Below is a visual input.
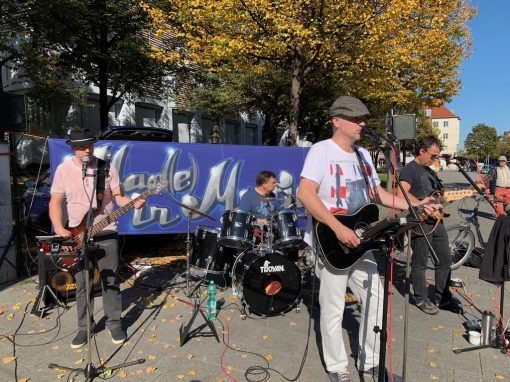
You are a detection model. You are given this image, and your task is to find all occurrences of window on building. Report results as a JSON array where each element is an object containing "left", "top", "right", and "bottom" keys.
[
  {"left": 425, "top": 109, "right": 432, "bottom": 117},
  {"left": 135, "top": 104, "right": 162, "bottom": 128},
  {"left": 443, "top": 133, "right": 448, "bottom": 140},
  {"left": 443, "top": 121, "right": 449, "bottom": 128},
  {"left": 433, "top": 121, "right": 439, "bottom": 128}
]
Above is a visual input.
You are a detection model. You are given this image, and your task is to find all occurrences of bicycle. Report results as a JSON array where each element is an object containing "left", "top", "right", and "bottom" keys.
[{"left": 447, "top": 193, "right": 499, "bottom": 270}]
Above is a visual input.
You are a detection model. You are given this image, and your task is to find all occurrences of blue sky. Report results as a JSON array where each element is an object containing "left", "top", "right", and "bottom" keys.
[{"left": 447, "top": 0, "right": 510, "bottom": 150}]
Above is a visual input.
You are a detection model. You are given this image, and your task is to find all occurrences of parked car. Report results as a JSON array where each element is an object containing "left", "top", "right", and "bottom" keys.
[
  {"left": 22, "top": 126, "right": 173, "bottom": 234},
  {"left": 481, "top": 164, "right": 492, "bottom": 174}
]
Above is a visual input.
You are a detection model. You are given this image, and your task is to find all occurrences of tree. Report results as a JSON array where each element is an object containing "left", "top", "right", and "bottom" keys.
[
  {"left": 464, "top": 123, "right": 498, "bottom": 160},
  {"left": 145, "top": 0, "right": 475, "bottom": 145},
  {"left": 5, "top": 0, "right": 174, "bottom": 131}
]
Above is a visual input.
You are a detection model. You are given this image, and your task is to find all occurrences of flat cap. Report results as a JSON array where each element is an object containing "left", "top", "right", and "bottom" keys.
[
  {"left": 498, "top": 155, "right": 507, "bottom": 161},
  {"left": 329, "top": 96, "right": 370, "bottom": 118}
]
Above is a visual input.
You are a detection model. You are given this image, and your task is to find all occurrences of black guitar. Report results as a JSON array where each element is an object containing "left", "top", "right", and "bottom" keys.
[
  {"left": 313, "top": 204, "right": 381, "bottom": 271},
  {"left": 313, "top": 189, "right": 475, "bottom": 271}
]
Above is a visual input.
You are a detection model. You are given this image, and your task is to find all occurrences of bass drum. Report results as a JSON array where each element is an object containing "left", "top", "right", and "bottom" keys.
[{"left": 233, "top": 251, "right": 301, "bottom": 317}]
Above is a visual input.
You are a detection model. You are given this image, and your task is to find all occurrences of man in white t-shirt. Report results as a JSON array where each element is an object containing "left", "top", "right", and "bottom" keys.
[
  {"left": 297, "top": 96, "right": 440, "bottom": 382},
  {"left": 49, "top": 128, "right": 145, "bottom": 349}
]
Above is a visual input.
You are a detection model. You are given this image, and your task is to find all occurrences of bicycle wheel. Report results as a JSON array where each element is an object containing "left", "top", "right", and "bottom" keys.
[{"left": 446, "top": 224, "right": 475, "bottom": 270}]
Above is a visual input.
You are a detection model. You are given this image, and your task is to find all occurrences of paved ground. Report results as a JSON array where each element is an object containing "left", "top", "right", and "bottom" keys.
[{"left": 1, "top": 170, "right": 509, "bottom": 382}]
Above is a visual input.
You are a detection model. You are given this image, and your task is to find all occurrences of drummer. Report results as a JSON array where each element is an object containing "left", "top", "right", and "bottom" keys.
[{"left": 238, "top": 170, "right": 281, "bottom": 225}]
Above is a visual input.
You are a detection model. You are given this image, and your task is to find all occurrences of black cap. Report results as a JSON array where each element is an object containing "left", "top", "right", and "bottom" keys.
[
  {"left": 66, "top": 128, "right": 97, "bottom": 146},
  {"left": 329, "top": 96, "right": 370, "bottom": 118}
]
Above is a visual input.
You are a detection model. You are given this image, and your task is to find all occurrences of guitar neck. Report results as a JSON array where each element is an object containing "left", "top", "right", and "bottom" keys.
[{"left": 72, "top": 190, "right": 151, "bottom": 242}]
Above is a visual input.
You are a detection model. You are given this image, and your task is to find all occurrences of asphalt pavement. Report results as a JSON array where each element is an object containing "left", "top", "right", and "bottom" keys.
[{"left": 1, "top": 169, "right": 509, "bottom": 382}]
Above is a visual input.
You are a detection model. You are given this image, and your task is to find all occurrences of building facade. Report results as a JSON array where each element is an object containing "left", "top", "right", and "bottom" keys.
[{"left": 424, "top": 105, "right": 460, "bottom": 156}]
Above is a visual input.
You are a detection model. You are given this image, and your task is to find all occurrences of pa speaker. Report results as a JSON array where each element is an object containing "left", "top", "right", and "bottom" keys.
[
  {"left": 0, "top": 93, "right": 27, "bottom": 132},
  {"left": 392, "top": 114, "right": 416, "bottom": 141}
]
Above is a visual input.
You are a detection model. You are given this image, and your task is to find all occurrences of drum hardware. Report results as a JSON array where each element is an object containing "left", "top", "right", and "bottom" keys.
[
  {"left": 179, "top": 256, "right": 220, "bottom": 346},
  {"left": 171, "top": 202, "right": 214, "bottom": 297}
]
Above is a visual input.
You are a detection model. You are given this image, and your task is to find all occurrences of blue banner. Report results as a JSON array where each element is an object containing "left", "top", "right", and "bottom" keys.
[{"left": 49, "top": 139, "right": 309, "bottom": 234}]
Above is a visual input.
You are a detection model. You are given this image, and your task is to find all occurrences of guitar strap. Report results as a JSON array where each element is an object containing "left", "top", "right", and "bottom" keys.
[
  {"left": 95, "top": 158, "right": 109, "bottom": 210},
  {"left": 353, "top": 146, "right": 375, "bottom": 201}
]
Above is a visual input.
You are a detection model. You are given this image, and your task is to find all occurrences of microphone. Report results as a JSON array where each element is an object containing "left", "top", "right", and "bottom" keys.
[
  {"left": 82, "top": 156, "right": 90, "bottom": 179},
  {"left": 363, "top": 127, "right": 395, "bottom": 146}
]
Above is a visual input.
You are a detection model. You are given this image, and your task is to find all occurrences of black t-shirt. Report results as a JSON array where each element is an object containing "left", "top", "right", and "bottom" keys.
[{"left": 399, "top": 160, "right": 442, "bottom": 199}]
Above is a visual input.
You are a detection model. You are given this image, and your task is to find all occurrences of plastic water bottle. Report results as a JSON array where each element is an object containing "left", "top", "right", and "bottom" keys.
[{"left": 207, "top": 280, "right": 217, "bottom": 319}]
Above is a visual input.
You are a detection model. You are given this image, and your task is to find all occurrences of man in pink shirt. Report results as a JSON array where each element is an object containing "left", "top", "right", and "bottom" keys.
[{"left": 49, "top": 128, "right": 145, "bottom": 349}]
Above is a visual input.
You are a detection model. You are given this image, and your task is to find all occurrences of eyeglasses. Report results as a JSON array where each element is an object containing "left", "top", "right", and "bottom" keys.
[{"left": 426, "top": 151, "right": 440, "bottom": 160}]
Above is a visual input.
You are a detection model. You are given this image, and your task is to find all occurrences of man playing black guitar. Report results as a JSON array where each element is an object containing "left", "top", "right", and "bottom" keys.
[
  {"left": 397, "top": 136, "right": 463, "bottom": 315},
  {"left": 297, "top": 96, "right": 441, "bottom": 382},
  {"left": 49, "top": 128, "right": 145, "bottom": 349}
]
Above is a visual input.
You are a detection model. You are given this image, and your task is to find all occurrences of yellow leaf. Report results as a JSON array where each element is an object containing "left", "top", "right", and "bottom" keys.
[
  {"left": 177, "top": 375, "right": 184, "bottom": 379},
  {"left": 262, "top": 335, "right": 269, "bottom": 340},
  {"left": 429, "top": 362, "right": 437, "bottom": 368},
  {"left": 12, "top": 303, "right": 21, "bottom": 311},
  {"left": 495, "top": 375, "right": 505, "bottom": 380},
  {"left": 0, "top": 309, "right": 4, "bottom": 315},
  {"left": 146, "top": 367, "right": 157, "bottom": 374},
  {"left": 264, "top": 354, "right": 273, "bottom": 361},
  {"left": 2, "top": 357, "right": 16, "bottom": 364},
  {"left": 52, "top": 345, "right": 59, "bottom": 350},
  {"left": 148, "top": 354, "right": 156, "bottom": 360},
  {"left": 186, "top": 354, "right": 194, "bottom": 360},
  {"left": 7, "top": 313, "right": 14, "bottom": 320},
  {"left": 118, "top": 370, "right": 127, "bottom": 378},
  {"left": 187, "top": 370, "right": 197, "bottom": 376},
  {"left": 56, "top": 373, "right": 65, "bottom": 379},
  {"left": 18, "top": 378, "right": 30, "bottom": 382},
  {"left": 74, "top": 358, "right": 84, "bottom": 365},
  {"left": 430, "top": 375, "right": 439, "bottom": 380}
]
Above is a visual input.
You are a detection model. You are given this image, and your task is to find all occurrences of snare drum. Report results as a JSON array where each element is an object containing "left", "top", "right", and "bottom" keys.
[
  {"left": 232, "top": 250, "right": 301, "bottom": 316},
  {"left": 273, "top": 210, "right": 303, "bottom": 250},
  {"left": 218, "top": 210, "right": 254, "bottom": 249},
  {"left": 191, "top": 226, "right": 232, "bottom": 274}
]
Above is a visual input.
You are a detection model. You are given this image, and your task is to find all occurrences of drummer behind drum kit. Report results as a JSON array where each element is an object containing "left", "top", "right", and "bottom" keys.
[{"left": 182, "top": 197, "right": 308, "bottom": 318}]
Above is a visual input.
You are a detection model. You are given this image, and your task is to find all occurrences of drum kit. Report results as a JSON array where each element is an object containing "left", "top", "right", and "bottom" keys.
[{"left": 179, "top": 197, "right": 308, "bottom": 318}]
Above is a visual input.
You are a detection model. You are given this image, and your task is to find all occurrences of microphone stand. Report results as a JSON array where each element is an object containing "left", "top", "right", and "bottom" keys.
[
  {"left": 48, "top": 158, "right": 144, "bottom": 381},
  {"left": 367, "top": 133, "right": 440, "bottom": 382}
]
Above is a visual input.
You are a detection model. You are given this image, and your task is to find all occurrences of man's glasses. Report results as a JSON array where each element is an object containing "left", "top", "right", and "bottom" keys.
[{"left": 426, "top": 151, "right": 440, "bottom": 160}]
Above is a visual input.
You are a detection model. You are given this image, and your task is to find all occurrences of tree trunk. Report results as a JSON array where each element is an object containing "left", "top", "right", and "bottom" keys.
[
  {"left": 211, "top": 115, "right": 221, "bottom": 144},
  {"left": 262, "top": 112, "right": 278, "bottom": 145},
  {"left": 98, "top": 0, "right": 109, "bottom": 131},
  {"left": 287, "top": 53, "right": 304, "bottom": 147}
]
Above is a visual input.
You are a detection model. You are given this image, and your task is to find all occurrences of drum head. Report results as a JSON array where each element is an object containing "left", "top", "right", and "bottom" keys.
[{"left": 237, "top": 252, "right": 301, "bottom": 316}]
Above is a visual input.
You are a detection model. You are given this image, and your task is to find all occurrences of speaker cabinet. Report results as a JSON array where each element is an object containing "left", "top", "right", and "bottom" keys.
[
  {"left": 32, "top": 251, "right": 102, "bottom": 316},
  {"left": 392, "top": 114, "right": 416, "bottom": 141},
  {"left": 0, "top": 93, "right": 27, "bottom": 132}
]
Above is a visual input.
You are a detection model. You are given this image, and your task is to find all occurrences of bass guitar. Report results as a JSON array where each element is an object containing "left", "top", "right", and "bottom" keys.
[
  {"left": 313, "top": 188, "right": 477, "bottom": 271},
  {"left": 47, "top": 181, "right": 167, "bottom": 271}
]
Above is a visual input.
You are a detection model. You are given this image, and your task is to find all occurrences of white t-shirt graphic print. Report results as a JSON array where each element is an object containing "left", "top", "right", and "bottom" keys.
[{"left": 300, "top": 139, "right": 380, "bottom": 247}]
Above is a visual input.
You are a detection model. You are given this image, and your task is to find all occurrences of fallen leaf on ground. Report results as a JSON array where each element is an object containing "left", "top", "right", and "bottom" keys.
[
  {"left": 146, "top": 367, "right": 157, "bottom": 374},
  {"left": 2, "top": 357, "right": 16, "bottom": 364},
  {"left": 148, "top": 355, "right": 156, "bottom": 360},
  {"left": 495, "top": 374, "right": 505, "bottom": 380},
  {"left": 262, "top": 335, "right": 269, "bottom": 340},
  {"left": 429, "top": 362, "right": 437, "bottom": 368},
  {"left": 430, "top": 375, "right": 439, "bottom": 380},
  {"left": 18, "top": 378, "right": 30, "bottom": 382},
  {"left": 187, "top": 370, "right": 196, "bottom": 376},
  {"left": 12, "top": 303, "right": 21, "bottom": 311},
  {"left": 118, "top": 370, "right": 127, "bottom": 378},
  {"left": 186, "top": 354, "right": 194, "bottom": 360},
  {"left": 264, "top": 354, "right": 273, "bottom": 361},
  {"left": 177, "top": 375, "right": 184, "bottom": 379},
  {"left": 74, "top": 358, "right": 84, "bottom": 365},
  {"left": 7, "top": 313, "right": 14, "bottom": 320}
]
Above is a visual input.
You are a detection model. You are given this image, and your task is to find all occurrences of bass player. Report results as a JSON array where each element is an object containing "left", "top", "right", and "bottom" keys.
[{"left": 49, "top": 128, "right": 145, "bottom": 349}]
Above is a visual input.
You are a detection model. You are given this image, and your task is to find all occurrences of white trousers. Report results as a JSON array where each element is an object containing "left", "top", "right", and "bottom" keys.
[{"left": 318, "top": 251, "right": 383, "bottom": 373}]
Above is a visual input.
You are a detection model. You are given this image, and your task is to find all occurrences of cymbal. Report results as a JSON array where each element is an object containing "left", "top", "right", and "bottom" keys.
[
  {"left": 255, "top": 197, "right": 284, "bottom": 202},
  {"left": 174, "top": 201, "right": 215, "bottom": 220}
]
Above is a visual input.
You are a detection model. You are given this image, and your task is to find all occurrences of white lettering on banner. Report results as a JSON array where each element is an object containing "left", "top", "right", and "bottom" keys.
[
  {"left": 260, "top": 260, "right": 285, "bottom": 273},
  {"left": 96, "top": 143, "right": 296, "bottom": 229}
]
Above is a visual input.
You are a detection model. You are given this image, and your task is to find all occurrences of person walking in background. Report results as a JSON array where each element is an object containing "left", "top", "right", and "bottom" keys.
[{"left": 489, "top": 155, "right": 510, "bottom": 215}]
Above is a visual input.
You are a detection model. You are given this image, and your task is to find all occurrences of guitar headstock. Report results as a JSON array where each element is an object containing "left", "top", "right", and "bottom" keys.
[{"left": 442, "top": 189, "right": 477, "bottom": 202}]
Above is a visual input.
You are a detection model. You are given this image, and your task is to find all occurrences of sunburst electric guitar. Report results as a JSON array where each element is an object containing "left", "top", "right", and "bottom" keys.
[{"left": 45, "top": 181, "right": 167, "bottom": 271}]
